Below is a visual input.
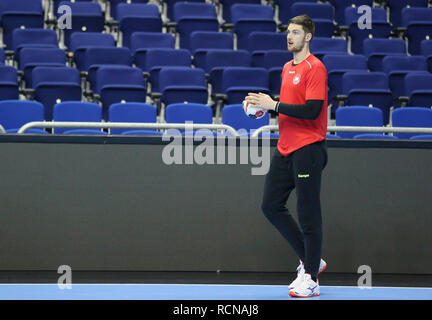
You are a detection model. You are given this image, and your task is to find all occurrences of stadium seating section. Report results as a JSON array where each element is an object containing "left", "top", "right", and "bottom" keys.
[{"left": 0, "top": 0, "right": 431, "bottom": 138}]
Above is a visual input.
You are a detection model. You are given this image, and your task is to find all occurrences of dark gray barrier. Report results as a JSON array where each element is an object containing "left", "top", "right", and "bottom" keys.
[{"left": 0, "top": 136, "right": 431, "bottom": 274}]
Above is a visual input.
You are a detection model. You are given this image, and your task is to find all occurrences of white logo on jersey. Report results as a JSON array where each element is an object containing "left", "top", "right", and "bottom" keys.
[{"left": 293, "top": 74, "right": 301, "bottom": 85}]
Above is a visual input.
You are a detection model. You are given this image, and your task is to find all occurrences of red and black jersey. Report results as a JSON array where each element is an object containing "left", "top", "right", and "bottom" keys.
[{"left": 277, "top": 54, "right": 328, "bottom": 156}]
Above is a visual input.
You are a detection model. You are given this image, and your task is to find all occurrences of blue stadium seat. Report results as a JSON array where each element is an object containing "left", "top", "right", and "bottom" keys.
[
  {"left": 410, "top": 134, "right": 432, "bottom": 140},
  {"left": 353, "top": 134, "right": 398, "bottom": 139},
  {"left": 421, "top": 40, "right": 432, "bottom": 72},
  {"left": 222, "top": 67, "right": 269, "bottom": 105},
  {"left": 205, "top": 50, "right": 252, "bottom": 95},
  {"left": 0, "top": 48, "right": 4, "bottom": 64},
  {"left": 231, "top": 4, "right": 276, "bottom": 50},
  {"left": 322, "top": 54, "right": 368, "bottom": 107},
  {"left": 381, "top": 55, "right": 428, "bottom": 101},
  {"left": 401, "top": 7, "right": 432, "bottom": 55},
  {"left": 274, "top": 0, "right": 317, "bottom": 25},
  {"left": 95, "top": 65, "right": 147, "bottom": 120},
  {"left": 57, "top": 1, "right": 105, "bottom": 48},
  {"left": 19, "top": 47, "right": 66, "bottom": 88},
  {"left": 53, "top": 0, "right": 93, "bottom": 12},
  {"left": 291, "top": 2, "right": 336, "bottom": 37},
  {"left": 342, "top": 71, "right": 393, "bottom": 124},
  {"left": 53, "top": 101, "right": 105, "bottom": 135},
  {"left": 84, "top": 47, "right": 133, "bottom": 91},
  {"left": 0, "top": 66, "right": 19, "bottom": 101},
  {"left": 328, "top": 0, "right": 373, "bottom": 26},
  {"left": 131, "top": 32, "right": 175, "bottom": 71},
  {"left": 335, "top": 106, "right": 384, "bottom": 138},
  {"left": 345, "top": 6, "right": 391, "bottom": 54},
  {"left": 403, "top": 71, "right": 432, "bottom": 107},
  {"left": 12, "top": 28, "right": 58, "bottom": 59},
  {"left": 32, "top": 66, "right": 82, "bottom": 121},
  {"left": 165, "top": 102, "right": 213, "bottom": 136},
  {"left": 116, "top": 3, "right": 162, "bottom": 48},
  {"left": 310, "top": 37, "right": 348, "bottom": 60},
  {"left": 108, "top": 102, "right": 160, "bottom": 135},
  {"left": 0, "top": 0, "right": 44, "bottom": 49},
  {"left": 108, "top": 0, "right": 149, "bottom": 19},
  {"left": 247, "top": 32, "right": 287, "bottom": 67},
  {"left": 363, "top": 38, "right": 407, "bottom": 71},
  {"left": 173, "top": 2, "right": 219, "bottom": 50},
  {"left": 388, "top": 0, "right": 428, "bottom": 28},
  {"left": 222, "top": 104, "right": 270, "bottom": 136},
  {"left": 158, "top": 67, "right": 208, "bottom": 106},
  {"left": 262, "top": 50, "right": 293, "bottom": 95},
  {"left": 392, "top": 107, "right": 432, "bottom": 139},
  {"left": 326, "top": 133, "right": 341, "bottom": 139},
  {"left": 144, "top": 48, "right": 192, "bottom": 92},
  {"left": 69, "top": 33, "right": 116, "bottom": 71},
  {"left": 0, "top": 100, "right": 46, "bottom": 134},
  {"left": 164, "top": 0, "right": 204, "bottom": 22},
  {"left": 191, "top": 31, "right": 234, "bottom": 70},
  {"left": 219, "top": 0, "right": 261, "bottom": 23}
]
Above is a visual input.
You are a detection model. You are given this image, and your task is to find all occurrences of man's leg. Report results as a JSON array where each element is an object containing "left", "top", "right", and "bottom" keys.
[
  {"left": 292, "top": 140, "right": 328, "bottom": 279},
  {"left": 261, "top": 148, "right": 306, "bottom": 260}
]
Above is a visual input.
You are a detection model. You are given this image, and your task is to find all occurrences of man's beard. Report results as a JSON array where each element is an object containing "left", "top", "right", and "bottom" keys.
[{"left": 288, "top": 42, "right": 305, "bottom": 53}]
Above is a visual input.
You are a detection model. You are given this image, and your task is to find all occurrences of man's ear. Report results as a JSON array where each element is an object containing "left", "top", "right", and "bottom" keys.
[{"left": 305, "top": 32, "right": 312, "bottom": 42}]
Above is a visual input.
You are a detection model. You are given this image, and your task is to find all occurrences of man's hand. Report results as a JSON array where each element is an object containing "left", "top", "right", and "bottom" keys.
[{"left": 245, "top": 92, "right": 277, "bottom": 111}]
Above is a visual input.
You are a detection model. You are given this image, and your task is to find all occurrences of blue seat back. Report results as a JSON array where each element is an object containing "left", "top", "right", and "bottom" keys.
[
  {"left": 190, "top": 31, "right": 233, "bottom": 53},
  {"left": 392, "top": 107, "right": 432, "bottom": 139},
  {"left": 108, "top": 102, "right": 157, "bottom": 134},
  {"left": 130, "top": 32, "right": 175, "bottom": 53},
  {"left": 401, "top": 7, "right": 432, "bottom": 26},
  {"left": 205, "top": 50, "right": 251, "bottom": 73},
  {"left": 231, "top": 4, "right": 274, "bottom": 24},
  {"left": 247, "top": 32, "right": 287, "bottom": 52},
  {"left": 159, "top": 67, "right": 206, "bottom": 89},
  {"left": 69, "top": 32, "right": 115, "bottom": 52},
  {"left": 173, "top": 2, "right": 217, "bottom": 21},
  {"left": 342, "top": 71, "right": 389, "bottom": 94},
  {"left": 335, "top": 106, "right": 384, "bottom": 138},
  {"left": 0, "top": 100, "right": 44, "bottom": 131},
  {"left": 222, "top": 67, "right": 268, "bottom": 92},
  {"left": 145, "top": 48, "right": 191, "bottom": 72},
  {"left": 84, "top": 47, "right": 132, "bottom": 70},
  {"left": 32, "top": 66, "right": 80, "bottom": 87},
  {"left": 53, "top": 101, "right": 102, "bottom": 134},
  {"left": 165, "top": 103, "right": 213, "bottom": 124},
  {"left": 291, "top": 2, "right": 334, "bottom": 20},
  {"left": 96, "top": 66, "right": 145, "bottom": 93},
  {"left": 362, "top": 39, "right": 407, "bottom": 57},
  {"left": 12, "top": 28, "right": 58, "bottom": 52}
]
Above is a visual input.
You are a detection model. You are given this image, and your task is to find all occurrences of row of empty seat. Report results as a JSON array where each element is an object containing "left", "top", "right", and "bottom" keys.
[
  {"left": 1, "top": 0, "right": 431, "bottom": 138},
  {"left": 1, "top": 100, "right": 431, "bottom": 140},
  {"left": 1, "top": 1, "right": 431, "bottom": 52}
]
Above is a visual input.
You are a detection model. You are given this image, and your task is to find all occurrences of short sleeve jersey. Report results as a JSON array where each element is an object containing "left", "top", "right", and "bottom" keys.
[{"left": 277, "top": 54, "right": 328, "bottom": 156}]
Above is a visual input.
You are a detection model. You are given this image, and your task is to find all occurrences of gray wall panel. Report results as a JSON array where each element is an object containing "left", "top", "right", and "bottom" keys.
[{"left": 0, "top": 140, "right": 431, "bottom": 274}]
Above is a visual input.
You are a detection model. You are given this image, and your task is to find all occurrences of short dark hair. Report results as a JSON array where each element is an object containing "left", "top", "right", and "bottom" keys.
[{"left": 288, "top": 14, "right": 315, "bottom": 40}]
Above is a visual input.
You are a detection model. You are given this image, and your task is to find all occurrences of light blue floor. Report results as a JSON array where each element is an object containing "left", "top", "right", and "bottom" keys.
[{"left": 0, "top": 284, "right": 431, "bottom": 300}]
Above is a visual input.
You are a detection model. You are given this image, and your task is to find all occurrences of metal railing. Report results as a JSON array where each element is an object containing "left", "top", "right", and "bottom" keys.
[
  {"left": 251, "top": 125, "right": 432, "bottom": 138},
  {"left": 16, "top": 122, "right": 240, "bottom": 137}
]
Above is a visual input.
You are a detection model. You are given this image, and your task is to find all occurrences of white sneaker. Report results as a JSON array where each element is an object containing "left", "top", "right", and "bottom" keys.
[
  {"left": 288, "top": 259, "right": 327, "bottom": 290},
  {"left": 289, "top": 273, "right": 320, "bottom": 298}
]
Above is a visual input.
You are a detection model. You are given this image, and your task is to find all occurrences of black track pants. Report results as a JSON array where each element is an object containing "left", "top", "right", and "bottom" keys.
[{"left": 261, "top": 139, "right": 328, "bottom": 278}]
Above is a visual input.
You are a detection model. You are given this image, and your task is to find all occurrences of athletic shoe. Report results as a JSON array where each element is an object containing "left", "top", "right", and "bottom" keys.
[
  {"left": 289, "top": 273, "right": 320, "bottom": 298},
  {"left": 288, "top": 259, "right": 327, "bottom": 290}
]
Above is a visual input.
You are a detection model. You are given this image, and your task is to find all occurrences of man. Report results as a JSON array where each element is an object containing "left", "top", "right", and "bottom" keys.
[{"left": 245, "top": 14, "right": 328, "bottom": 298}]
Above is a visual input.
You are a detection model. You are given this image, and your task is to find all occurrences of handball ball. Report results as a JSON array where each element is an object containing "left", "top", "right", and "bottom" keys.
[{"left": 242, "top": 100, "right": 267, "bottom": 119}]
